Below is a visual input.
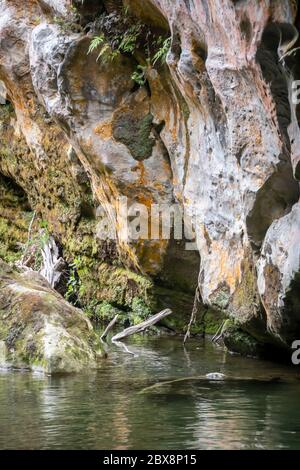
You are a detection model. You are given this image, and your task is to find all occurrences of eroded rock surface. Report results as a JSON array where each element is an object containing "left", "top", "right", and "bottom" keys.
[
  {"left": 0, "top": 260, "right": 103, "bottom": 374},
  {"left": 0, "top": 0, "right": 300, "bottom": 355}
]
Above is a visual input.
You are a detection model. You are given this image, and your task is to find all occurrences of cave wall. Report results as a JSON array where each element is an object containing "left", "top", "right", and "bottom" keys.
[{"left": 0, "top": 0, "right": 300, "bottom": 350}]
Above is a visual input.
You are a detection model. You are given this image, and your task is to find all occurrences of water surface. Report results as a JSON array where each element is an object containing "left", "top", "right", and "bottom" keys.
[{"left": 1, "top": 336, "right": 300, "bottom": 450}]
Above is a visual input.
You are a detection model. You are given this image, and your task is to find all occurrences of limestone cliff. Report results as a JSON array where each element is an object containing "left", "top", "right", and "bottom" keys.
[{"left": 0, "top": 0, "right": 299, "bottom": 356}]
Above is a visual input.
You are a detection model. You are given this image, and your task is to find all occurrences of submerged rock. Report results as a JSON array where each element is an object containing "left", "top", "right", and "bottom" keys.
[
  {"left": 205, "top": 373, "right": 226, "bottom": 381},
  {"left": 0, "top": 260, "right": 104, "bottom": 374}
]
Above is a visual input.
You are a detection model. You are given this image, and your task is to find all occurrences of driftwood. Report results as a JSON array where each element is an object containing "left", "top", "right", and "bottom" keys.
[
  {"left": 100, "top": 314, "right": 119, "bottom": 341},
  {"left": 111, "top": 308, "right": 172, "bottom": 342},
  {"left": 40, "top": 236, "right": 65, "bottom": 288},
  {"left": 139, "top": 375, "right": 283, "bottom": 394}
]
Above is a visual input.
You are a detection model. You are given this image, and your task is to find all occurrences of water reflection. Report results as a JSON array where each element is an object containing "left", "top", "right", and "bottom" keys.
[{"left": 0, "top": 337, "right": 300, "bottom": 449}]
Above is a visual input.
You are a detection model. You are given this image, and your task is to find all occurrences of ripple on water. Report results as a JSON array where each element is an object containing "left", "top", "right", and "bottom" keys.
[{"left": 0, "top": 336, "right": 300, "bottom": 449}]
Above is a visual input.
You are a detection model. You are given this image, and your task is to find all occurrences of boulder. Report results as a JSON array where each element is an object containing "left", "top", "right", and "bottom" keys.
[{"left": 0, "top": 259, "right": 104, "bottom": 374}]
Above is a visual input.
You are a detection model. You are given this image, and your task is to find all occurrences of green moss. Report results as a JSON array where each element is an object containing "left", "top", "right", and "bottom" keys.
[
  {"left": 131, "top": 297, "right": 152, "bottom": 319},
  {"left": 232, "top": 257, "right": 257, "bottom": 316},
  {"left": 212, "top": 285, "right": 231, "bottom": 310},
  {"left": 0, "top": 103, "right": 14, "bottom": 122},
  {"left": 113, "top": 112, "right": 155, "bottom": 161},
  {"left": 202, "top": 309, "right": 225, "bottom": 335},
  {"left": 222, "top": 319, "right": 263, "bottom": 357},
  {"left": 0, "top": 175, "right": 32, "bottom": 264},
  {"left": 75, "top": 258, "right": 154, "bottom": 311},
  {"left": 94, "top": 301, "right": 124, "bottom": 323}
]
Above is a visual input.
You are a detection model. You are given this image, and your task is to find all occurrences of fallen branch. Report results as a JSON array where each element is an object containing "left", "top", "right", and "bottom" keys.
[
  {"left": 100, "top": 314, "right": 119, "bottom": 341},
  {"left": 139, "top": 375, "right": 283, "bottom": 394},
  {"left": 111, "top": 308, "right": 172, "bottom": 342},
  {"left": 139, "top": 376, "right": 211, "bottom": 394}
]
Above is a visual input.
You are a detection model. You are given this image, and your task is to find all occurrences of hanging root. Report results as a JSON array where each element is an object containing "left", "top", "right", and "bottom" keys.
[{"left": 183, "top": 285, "right": 203, "bottom": 345}]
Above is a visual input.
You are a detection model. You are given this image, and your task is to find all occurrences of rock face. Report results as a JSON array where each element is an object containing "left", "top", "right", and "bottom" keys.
[
  {"left": 0, "top": 260, "right": 103, "bottom": 374},
  {"left": 0, "top": 0, "right": 300, "bottom": 355}
]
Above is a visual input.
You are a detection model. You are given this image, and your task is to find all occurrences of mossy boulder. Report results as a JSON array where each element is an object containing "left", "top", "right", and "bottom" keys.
[
  {"left": 0, "top": 259, "right": 104, "bottom": 374},
  {"left": 222, "top": 319, "right": 264, "bottom": 358}
]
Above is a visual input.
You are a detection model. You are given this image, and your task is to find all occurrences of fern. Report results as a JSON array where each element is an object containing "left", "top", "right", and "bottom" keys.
[
  {"left": 119, "top": 24, "right": 142, "bottom": 54},
  {"left": 88, "top": 34, "right": 105, "bottom": 56},
  {"left": 152, "top": 37, "right": 171, "bottom": 66},
  {"left": 87, "top": 10, "right": 172, "bottom": 88}
]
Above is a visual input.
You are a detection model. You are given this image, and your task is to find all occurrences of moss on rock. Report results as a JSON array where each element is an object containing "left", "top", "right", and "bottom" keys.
[
  {"left": 113, "top": 111, "right": 155, "bottom": 161},
  {"left": 222, "top": 319, "right": 264, "bottom": 357},
  {"left": 0, "top": 259, "right": 104, "bottom": 374},
  {"left": 0, "top": 174, "right": 32, "bottom": 263}
]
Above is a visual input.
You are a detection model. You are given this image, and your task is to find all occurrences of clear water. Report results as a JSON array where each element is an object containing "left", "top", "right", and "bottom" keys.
[{"left": 1, "top": 335, "right": 300, "bottom": 450}]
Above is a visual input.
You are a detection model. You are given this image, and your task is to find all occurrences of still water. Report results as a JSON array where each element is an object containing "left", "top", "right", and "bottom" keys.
[{"left": 1, "top": 335, "right": 300, "bottom": 450}]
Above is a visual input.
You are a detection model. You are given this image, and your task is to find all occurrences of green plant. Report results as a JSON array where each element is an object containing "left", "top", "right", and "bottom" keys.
[
  {"left": 131, "top": 297, "right": 152, "bottom": 320},
  {"left": 153, "top": 36, "right": 171, "bottom": 65},
  {"left": 119, "top": 24, "right": 143, "bottom": 54},
  {"left": 88, "top": 34, "right": 105, "bottom": 57},
  {"left": 39, "top": 219, "right": 48, "bottom": 231},
  {"left": 88, "top": 23, "right": 143, "bottom": 63},
  {"left": 131, "top": 65, "right": 147, "bottom": 86},
  {"left": 66, "top": 257, "right": 82, "bottom": 304},
  {"left": 53, "top": 6, "right": 82, "bottom": 33},
  {"left": 87, "top": 10, "right": 171, "bottom": 86}
]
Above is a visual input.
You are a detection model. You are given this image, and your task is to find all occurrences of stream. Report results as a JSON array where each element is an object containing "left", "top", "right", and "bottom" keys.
[{"left": 1, "top": 335, "right": 300, "bottom": 450}]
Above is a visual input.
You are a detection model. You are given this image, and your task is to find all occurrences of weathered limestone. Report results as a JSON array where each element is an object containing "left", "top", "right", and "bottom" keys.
[{"left": 0, "top": 0, "right": 300, "bottom": 355}]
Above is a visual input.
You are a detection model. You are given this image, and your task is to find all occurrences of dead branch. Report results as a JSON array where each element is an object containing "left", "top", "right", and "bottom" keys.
[
  {"left": 100, "top": 314, "right": 119, "bottom": 341},
  {"left": 40, "top": 236, "right": 65, "bottom": 288},
  {"left": 111, "top": 308, "right": 172, "bottom": 342}
]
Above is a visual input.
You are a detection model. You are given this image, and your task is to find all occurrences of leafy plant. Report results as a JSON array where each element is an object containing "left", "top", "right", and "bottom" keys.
[
  {"left": 153, "top": 36, "right": 171, "bottom": 65},
  {"left": 87, "top": 9, "right": 172, "bottom": 87},
  {"left": 66, "top": 257, "right": 82, "bottom": 304},
  {"left": 88, "top": 23, "right": 143, "bottom": 63},
  {"left": 88, "top": 34, "right": 105, "bottom": 57},
  {"left": 53, "top": 5, "right": 82, "bottom": 33},
  {"left": 119, "top": 24, "right": 143, "bottom": 54},
  {"left": 131, "top": 65, "right": 147, "bottom": 86}
]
